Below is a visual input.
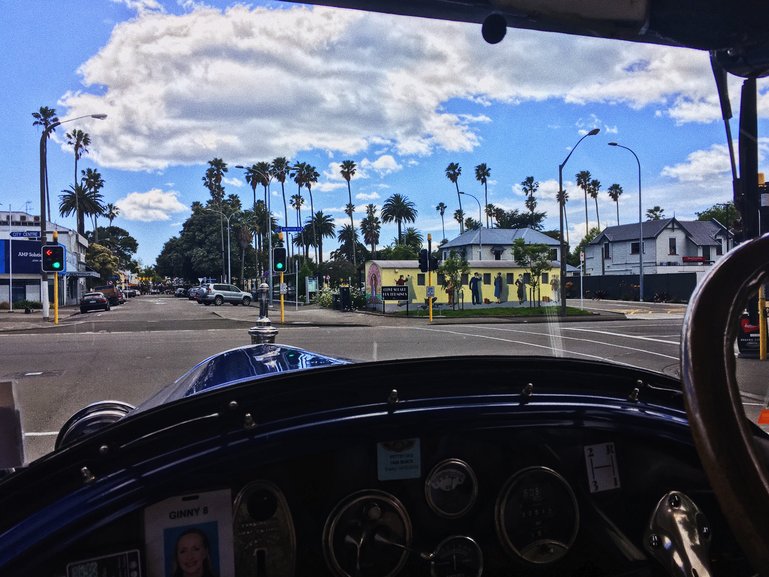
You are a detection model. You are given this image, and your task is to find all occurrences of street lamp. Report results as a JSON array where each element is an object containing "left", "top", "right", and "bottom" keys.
[
  {"left": 39, "top": 113, "right": 107, "bottom": 320},
  {"left": 608, "top": 142, "right": 643, "bottom": 302},
  {"left": 204, "top": 208, "right": 241, "bottom": 284},
  {"left": 459, "top": 191, "right": 482, "bottom": 260},
  {"left": 557, "top": 128, "right": 599, "bottom": 317}
]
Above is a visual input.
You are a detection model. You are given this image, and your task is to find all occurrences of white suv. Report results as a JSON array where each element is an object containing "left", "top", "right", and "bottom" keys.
[{"left": 196, "top": 283, "right": 252, "bottom": 306}]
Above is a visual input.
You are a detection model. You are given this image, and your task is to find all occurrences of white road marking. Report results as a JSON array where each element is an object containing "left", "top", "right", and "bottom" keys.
[
  {"left": 562, "top": 327, "right": 679, "bottom": 346},
  {"left": 24, "top": 431, "right": 58, "bottom": 437}
]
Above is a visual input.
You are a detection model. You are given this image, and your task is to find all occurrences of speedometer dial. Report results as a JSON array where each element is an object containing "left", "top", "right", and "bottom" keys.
[
  {"left": 430, "top": 535, "right": 483, "bottom": 577},
  {"left": 323, "top": 490, "right": 412, "bottom": 577},
  {"left": 495, "top": 466, "right": 579, "bottom": 564},
  {"left": 425, "top": 459, "right": 478, "bottom": 518}
]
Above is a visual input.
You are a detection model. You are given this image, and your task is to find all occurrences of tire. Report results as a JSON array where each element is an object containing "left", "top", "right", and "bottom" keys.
[
  {"left": 105, "top": 305, "right": 111, "bottom": 311},
  {"left": 214, "top": 295, "right": 224, "bottom": 306},
  {"left": 242, "top": 296, "right": 252, "bottom": 306}
]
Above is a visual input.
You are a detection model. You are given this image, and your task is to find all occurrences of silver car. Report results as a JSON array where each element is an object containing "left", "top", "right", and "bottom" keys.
[{"left": 196, "top": 283, "right": 252, "bottom": 306}]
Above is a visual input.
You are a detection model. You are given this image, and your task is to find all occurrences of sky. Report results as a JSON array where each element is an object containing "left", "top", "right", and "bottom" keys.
[{"left": 2, "top": 0, "right": 769, "bottom": 267}]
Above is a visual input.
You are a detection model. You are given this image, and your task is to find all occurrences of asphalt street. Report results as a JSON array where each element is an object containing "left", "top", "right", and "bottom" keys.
[{"left": 1, "top": 294, "right": 763, "bottom": 463}]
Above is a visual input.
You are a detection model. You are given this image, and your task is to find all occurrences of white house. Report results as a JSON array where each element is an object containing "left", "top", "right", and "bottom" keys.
[
  {"left": 584, "top": 218, "right": 732, "bottom": 276},
  {"left": 440, "top": 228, "right": 562, "bottom": 262}
]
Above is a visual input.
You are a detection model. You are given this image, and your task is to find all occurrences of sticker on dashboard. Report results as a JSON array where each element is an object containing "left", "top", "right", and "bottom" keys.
[
  {"left": 584, "top": 442, "right": 621, "bottom": 493},
  {"left": 377, "top": 438, "right": 421, "bottom": 480}
]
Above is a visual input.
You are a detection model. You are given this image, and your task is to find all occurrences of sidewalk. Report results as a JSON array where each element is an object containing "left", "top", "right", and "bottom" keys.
[{"left": 0, "top": 306, "right": 80, "bottom": 332}]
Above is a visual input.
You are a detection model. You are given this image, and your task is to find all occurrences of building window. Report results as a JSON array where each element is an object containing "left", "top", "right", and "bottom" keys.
[
  {"left": 716, "top": 240, "right": 723, "bottom": 255},
  {"left": 630, "top": 242, "right": 639, "bottom": 254},
  {"left": 417, "top": 274, "right": 425, "bottom": 286},
  {"left": 549, "top": 248, "right": 558, "bottom": 261},
  {"left": 506, "top": 273, "right": 514, "bottom": 284},
  {"left": 483, "top": 273, "right": 491, "bottom": 285},
  {"left": 437, "top": 273, "right": 445, "bottom": 285},
  {"left": 494, "top": 252, "right": 501, "bottom": 261},
  {"left": 541, "top": 272, "right": 549, "bottom": 284},
  {"left": 461, "top": 273, "right": 468, "bottom": 285},
  {"left": 669, "top": 238, "right": 677, "bottom": 255},
  {"left": 603, "top": 243, "right": 610, "bottom": 259}
]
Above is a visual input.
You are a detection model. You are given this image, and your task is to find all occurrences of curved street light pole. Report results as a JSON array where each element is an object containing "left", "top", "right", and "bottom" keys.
[
  {"left": 39, "top": 113, "right": 107, "bottom": 320},
  {"left": 459, "top": 191, "right": 482, "bottom": 260},
  {"left": 609, "top": 142, "right": 643, "bottom": 302},
  {"left": 558, "top": 128, "right": 600, "bottom": 317}
]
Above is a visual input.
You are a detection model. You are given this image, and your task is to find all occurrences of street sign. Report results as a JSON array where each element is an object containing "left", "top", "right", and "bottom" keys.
[
  {"left": 280, "top": 283, "right": 288, "bottom": 295},
  {"left": 381, "top": 285, "right": 409, "bottom": 300},
  {"left": 426, "top": 286, "right": 435, "bottom": 298},
  {"left": 279, "top": 226, "right": 303, "bottom": 233},
  {"left": 10, "top": 231, "right": 40, "bottom": 238}
]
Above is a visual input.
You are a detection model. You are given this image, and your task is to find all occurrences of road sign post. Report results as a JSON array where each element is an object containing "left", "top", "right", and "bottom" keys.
[{"left": 381, "top": 285, "right": 409, "bottom": 315}]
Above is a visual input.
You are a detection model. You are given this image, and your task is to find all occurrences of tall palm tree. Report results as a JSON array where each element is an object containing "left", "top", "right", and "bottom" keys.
[
  {"left": 360, "top": 204, "right": 381, "bottom": 258},
  {"left": 307, "top": 211, "right": 335, "bottom": 265},
  {"left": 435, "top": 202, "right": 447, "bottom": 241},
  {"left": 81, "top": 168, "right": 105, "bottom": 238},
  {"left": 402, "top": 227, "right": 424, "bottom": 252},
  {"left": 607, "top": 183, "right": 623, "bottom": 225},
  {"left": 272, "top": 157, "right": 292, "bottom": 264},
  {"left": 575, "top": 170, "right": 592, "bottom": 237},
  {"left": 646, "top": 206, "right": 665, "bottom": 220},
  {"left": 485, "top": 204, "right": 496, "bottom": 228},
  {"left": 588, "top": 178, "right": 602, "bottom": 231},
  {"left": 105, "top": 203, "right": 120, "bottom": 226},
  {"left": 453, "top": 209, "right": 465, "bottom": 230},
  {"left": 521, "top": 176, "right": 539, "bottom": 228},
  {"left": 302, "top": 164, "right": 320, "bottom": 262},
  {"left": 339, "top": 160, "right": 357, "bottom": 269},
  {"left": 59, "top": 184, "right": 103, "bottom": 234},
  {"left": 475, "top": 163, "right": 491, "bottom": 227},
  {"left": 66, "top": 129, "right": 91, "bottom": 235},
  {"left": 381, "top": 193, "right": 418, "bottom": 244},
  {"left": 445, "top": 163, "right": 464, "bottom": 233},
  {"left": 337, "top": 224, "right": 360, "bottom": 263},
  {"left": 32, "top": 106, "right": 59, "bottom": 222},
  {"left": 290, "top": 193, "right": 305, "bottom": 257},
  {"left": 202, "top": 158, "right": 228, "bottom": 280}
]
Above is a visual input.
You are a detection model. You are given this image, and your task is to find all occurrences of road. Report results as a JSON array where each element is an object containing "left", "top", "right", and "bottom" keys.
[{"left": 0, "top": 294, "right": 737, "bottom": 463}]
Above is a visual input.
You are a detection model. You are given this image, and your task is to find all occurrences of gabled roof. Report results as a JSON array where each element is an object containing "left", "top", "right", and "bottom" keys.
[
  {"left": 590, "top": 218, "right": 731, "bottom": 246},
  {"left": 441, "top": 227, "right": 559, "bottom": 249}
]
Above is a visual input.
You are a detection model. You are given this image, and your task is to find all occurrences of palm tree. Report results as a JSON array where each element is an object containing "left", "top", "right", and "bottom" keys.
[
  {"left": 105, "top": 203, "right": 120, "bottom": 226},
  {"left": 336, "top": 224, "right": 360, "bottom": 263},
  {"left": 59, "top": 183, "right": 104, "bottom": 234},
  {"left": 339, "top": 160, "right": 357, "bottom": 268},
  {"left": 202, "top": 158, "right": 228, "bottom": 279},
  {"left": 485, "top": 204, "right": 496, "bottom": 228},
  {"left": 290, "top": 193, "right": 305, "bottom": 257},
  {"left": 360, "top": 204, "right": 381, "bottom": 258},
  {"left": 588, "top": 178, "right": 601, "bottom": 231},
  {"left": 81, "top": 168, "right": 105, "bottom": 237},
  {"left": 607, "top": 183, "right": 623, "bottom": 225},
  {"left": 401, "top": 227, "right": 424, "bottom": 252},
  {"left": 646, "top": 206, "right": 665, "bottom": 220},
  {"left": 302, "top": 164, "right": 320, "bottom": 262},
  {"left": 32, "top": 106, "right": 59, "bottom": 222},
  {"left": 521, "top": 176, "right": 539, "bottom": 228},
  {"left": 453, "top": 209, "right": 465, "bottom": 230},
  {"left": 576, "top": 170, "right": 592, "bottom": 237},
  {"left": 66, "top": 129, "right": 92, "bottom": 235},
  {"left": 307, "top": 211, "right": 335, "bottom": 264},
  {"left": 381, "top": 193, "right": 418, "bottom": 244},
  {"left": 435, "top": 202, "right": 447, "bottom": 241},
  {"left": 475, "top": 163, "right": 491, "bottom": 227},
  {"left": 246, "top": 162, "right": 272, "bottom": 264},
  {"left": 272, "top": 157, "right": 292, "bottom": 264},
  {"left": 445, "top": 163, "right": 464, "bottom": 233}
]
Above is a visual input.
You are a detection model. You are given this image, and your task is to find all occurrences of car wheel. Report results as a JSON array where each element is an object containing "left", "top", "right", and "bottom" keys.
[
  {"left": 105, "top": 305, "right": 111, "bottom": 311},
  {"left": 214, "top": 296, "right": 224, "bottom": 306},
  {"left": 242, "top": 296, "right": 251, "bottom": 306}
]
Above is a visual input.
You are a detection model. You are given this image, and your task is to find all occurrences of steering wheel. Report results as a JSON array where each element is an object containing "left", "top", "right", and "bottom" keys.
[{"left": 681, "top": 233, "right": 769, "bottom": 575}]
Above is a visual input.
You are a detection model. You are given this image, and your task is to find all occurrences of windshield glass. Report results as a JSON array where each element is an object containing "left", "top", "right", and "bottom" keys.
[{"left": 1, "top": 0, "right": 767, "bottom": 463}]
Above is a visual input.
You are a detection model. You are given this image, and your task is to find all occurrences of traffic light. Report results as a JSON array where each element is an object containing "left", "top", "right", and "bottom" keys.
[
  {"left": 429, "top": 255, "right": 439, "bottom": 271},
  {"left": 418, "top": 249, "right": 428, "bottom": 272},
  {"left": 41, "top": 244, "right": 66, "bottom": 273},
  {"left": 273, "top": 247, "right": 287, "bottom": 273}
]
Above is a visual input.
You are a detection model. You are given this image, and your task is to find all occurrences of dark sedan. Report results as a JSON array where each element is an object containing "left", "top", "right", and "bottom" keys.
[{"left": 79, "top": 292, "right": 111, "bottom": 314}]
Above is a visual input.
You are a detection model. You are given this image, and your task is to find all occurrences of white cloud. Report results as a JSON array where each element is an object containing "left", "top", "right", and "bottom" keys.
[
  {"left": 116, "top": 189, "right": 188, "bottom": 222},
  {"left": 110, "top": 0, "right": 164, "bottom": 14},
  {"left": 58, "top": 4, "right": 755, "bottom": 173},
  {"left": 361, "top": 155, "right": 402, "bottom": 176},
  {"left": 356, "top": 191, "right": 380, "bottom": 201},
  {"left": 661, "top": 144, "right": 731, "bottom": 182}
]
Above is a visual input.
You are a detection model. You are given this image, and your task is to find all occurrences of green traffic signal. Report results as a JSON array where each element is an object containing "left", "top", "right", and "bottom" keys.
[
  {"left": 41, "top": 244, "right": 66, "bottom": 273},
  {"left": 272, "top": 247, "right": 288, "bottom": 273}
]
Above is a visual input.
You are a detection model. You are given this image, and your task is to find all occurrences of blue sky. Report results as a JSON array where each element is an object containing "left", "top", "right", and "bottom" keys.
[{"left": 3, "top": 0, "right": 768, "bottom": 266}]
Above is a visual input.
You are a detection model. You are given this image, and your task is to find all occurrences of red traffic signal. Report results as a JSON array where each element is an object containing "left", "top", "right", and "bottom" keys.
[{"left": 41, "top": 244, "right": 66, "bottom": 273}]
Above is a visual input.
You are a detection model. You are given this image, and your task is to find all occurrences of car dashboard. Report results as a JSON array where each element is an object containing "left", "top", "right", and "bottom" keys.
[{"left": 0, "top": 356, "right": 756, "bottom": 577}]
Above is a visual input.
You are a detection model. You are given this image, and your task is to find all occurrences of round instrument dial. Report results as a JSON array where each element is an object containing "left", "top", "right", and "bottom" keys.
[
  {"left": 323, "top": 490, "right": 412, "bottom": 577},
  {"left": 430, "top": 535, "right": 483, "bottom": 577},
  {"left": 425, "top": 459, "right": 478, "bottom": 518},
  {"left": 495, "top": 466, "right": 579, "bottom": 564}
]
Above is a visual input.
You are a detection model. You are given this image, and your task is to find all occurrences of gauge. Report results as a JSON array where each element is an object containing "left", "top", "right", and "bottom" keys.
[
  {"left": 323, "top": 490, "right": 412, "bottom": 577},
  {"left": 430, "top": 535, "right": 483, "bottom": 577},
  {"left": 425, "top": 459, "right": 478, "bottom": 518},
  {"left": 495, "top": 466, "right": 579, "bottom": 564}
]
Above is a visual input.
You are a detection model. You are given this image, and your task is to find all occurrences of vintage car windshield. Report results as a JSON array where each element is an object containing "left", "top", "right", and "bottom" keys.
[{"left": 1, "top": 0, "right": 768, "bottom": 465}]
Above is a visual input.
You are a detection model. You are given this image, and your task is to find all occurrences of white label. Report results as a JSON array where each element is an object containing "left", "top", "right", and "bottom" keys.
[
  {"left": 377, "top": 438, "right": 421, "bottom": 480},
  {"left": 584, "top": 442, "right": 620, "bottom": 493}
]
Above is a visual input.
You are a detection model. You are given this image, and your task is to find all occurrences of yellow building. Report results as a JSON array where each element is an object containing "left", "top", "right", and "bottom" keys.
[{"left": 364, "top": 260, "right": 563, "bottom": 306}]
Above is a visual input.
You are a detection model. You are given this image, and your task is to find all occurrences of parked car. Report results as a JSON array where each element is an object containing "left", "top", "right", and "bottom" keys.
[
  {"left": 174, "top": 287, "right": 187, "bottom": 298},
  {"left": 197, "top": 283, "right": 252, "bottom": 306},
  {"left": 92, "top": 285, "right": 123, "bottom": 306},
  {"left": 78, "top": 292, "right": 110, "bottom": 314},
  {"left": 188, "top": 286, "right": 205, "bottom": 300}
]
